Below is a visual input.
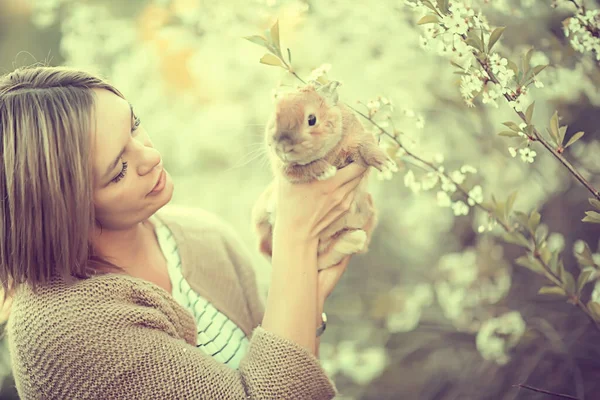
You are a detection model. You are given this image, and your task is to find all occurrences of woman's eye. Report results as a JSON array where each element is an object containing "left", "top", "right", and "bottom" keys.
[
  {"left": 308, "top": 114, "right": 317, "bottom": 126},
  {"left": 112, "top": 161, "right": 128, "bottom": 183},
  {"left": 132, "top": 116, "right": 141, "bottom": 132}
]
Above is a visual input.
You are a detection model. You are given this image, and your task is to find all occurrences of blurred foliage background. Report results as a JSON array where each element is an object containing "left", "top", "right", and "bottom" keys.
[{"left": 1, "top": 0, "right": 600, "bottom": 398}]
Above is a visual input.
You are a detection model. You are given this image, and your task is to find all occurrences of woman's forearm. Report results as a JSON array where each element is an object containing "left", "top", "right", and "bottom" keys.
[{"left": 261, "top": 223, "right": 320, "bottom": 355}]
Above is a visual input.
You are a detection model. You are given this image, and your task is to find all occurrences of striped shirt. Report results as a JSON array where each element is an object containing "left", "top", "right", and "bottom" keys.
[{"left": 150, "top": 215, "right": 250, "bottom": 369}]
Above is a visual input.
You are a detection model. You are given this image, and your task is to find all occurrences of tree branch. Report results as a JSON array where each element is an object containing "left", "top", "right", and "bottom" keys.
[{"left": 513, "top": 383, "right": 580, "bottom": 399}]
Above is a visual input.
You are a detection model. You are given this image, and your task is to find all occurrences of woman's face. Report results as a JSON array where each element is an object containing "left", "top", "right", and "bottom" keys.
[{"left": 91, "top": 88, "right": 173, "bottom": 230}]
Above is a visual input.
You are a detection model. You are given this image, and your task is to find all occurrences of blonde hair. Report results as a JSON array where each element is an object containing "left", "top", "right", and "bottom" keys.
[{"left": 0, "top": 64, "right": 126, "bottom": 306}]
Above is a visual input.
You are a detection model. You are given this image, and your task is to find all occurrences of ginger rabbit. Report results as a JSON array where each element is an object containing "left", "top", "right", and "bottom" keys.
[{"left": 251, "top": 81, "right": 397, "bottom": 270}]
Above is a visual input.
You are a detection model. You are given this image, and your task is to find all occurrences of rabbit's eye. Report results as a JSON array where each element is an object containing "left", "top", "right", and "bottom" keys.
[{"left": 308, "top": 114, "right": 317, "bottom": 126}]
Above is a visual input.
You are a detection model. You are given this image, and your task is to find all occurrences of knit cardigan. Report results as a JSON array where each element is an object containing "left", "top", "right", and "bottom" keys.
[{"left": 6, "top": 204, "right": 338, "bottom": 399}]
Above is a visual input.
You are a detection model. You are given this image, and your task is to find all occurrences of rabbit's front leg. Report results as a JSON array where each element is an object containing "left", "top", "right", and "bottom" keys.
[
  {"left": 283, "top": 159, "right": 337, "bottom": 183},
  {"left": 251, "top": 182, "right": 276, "bottom": 259},
  {"left": 358, "top": 142, "right": 398, "bottom": 180}
]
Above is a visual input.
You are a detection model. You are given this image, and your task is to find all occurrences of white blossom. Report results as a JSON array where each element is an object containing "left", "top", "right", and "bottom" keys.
[
  {"left": 452, "top": 200, "right": 469, "bottom": 216},
  {"left": 519, "top": 147, "right": 537, "bottom": 163},
  {"left": 421, "top": 172, "right": 439, "bottom": 190},
  {"left": 404, "top": 170, "right": 421, "bottom": 193},
  {"left": 467, "top": 185, "right": 483, "bottom": 206},
  {"left": 460, "top": 165, "right": 478, "bottom": 174},
  {"left": 437, "top": 191, "right": 452, "bottom": 207},
  {"left": 441, "top": 177, "right": 457, "bottom": 193},
  {"left": 450, "top": 170, "right": 466, "bottom": 185},
  {"left": 415, "top": 115, "right": 425, "bottom": 129},
  {"left": 476, "top": 312, "right": 526, "bottom": 365}
]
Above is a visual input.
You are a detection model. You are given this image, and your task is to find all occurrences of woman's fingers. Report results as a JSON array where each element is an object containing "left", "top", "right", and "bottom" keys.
[
  {"left": 317, "top": 255, "right": 352, "bottom": 303},
  {"left": 336, "top": 162, "right": 368, "bottom": 183},
  {"left": 313, "top": 190, "right": 355, "bottom": 235},
  {"left": 318, "top": 162, "right": 367, "bottom": 195}
]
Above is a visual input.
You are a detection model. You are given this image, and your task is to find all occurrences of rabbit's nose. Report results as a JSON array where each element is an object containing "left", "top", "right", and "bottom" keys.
[{"left": 274, "top": 131, "right": 293, "bottom": 144}]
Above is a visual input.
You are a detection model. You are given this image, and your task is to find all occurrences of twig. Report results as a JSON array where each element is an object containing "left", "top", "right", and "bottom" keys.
[
  {"left": 531, "top": 318, "right": 586, "bottom": 400},
  {"left": 285, "top": 66, "right": 509, "bottom": 230},
  {"left": 513, "top": 383, "right": 580, "bottom": 399},
  {"left": 532, "top": 251, "right": 600, "bottom": 332},
  {"left": 463, "top": 36, "right": 600, "bottom": 201}
]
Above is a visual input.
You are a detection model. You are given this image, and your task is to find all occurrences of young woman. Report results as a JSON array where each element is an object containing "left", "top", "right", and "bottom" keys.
[{"left": 0, "top": 65, "right": 368, "bottom": 399}]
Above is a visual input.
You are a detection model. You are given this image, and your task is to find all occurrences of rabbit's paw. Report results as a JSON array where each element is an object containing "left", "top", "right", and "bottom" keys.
[
  {"left": 316, "top": 165, "right": 337, "bottom": 181},
  {"left": 376, "top": 159, "right": 398, "bottom": 181},
  {"left": 333, "top": 229, "right": 368, "bottom": 254}
]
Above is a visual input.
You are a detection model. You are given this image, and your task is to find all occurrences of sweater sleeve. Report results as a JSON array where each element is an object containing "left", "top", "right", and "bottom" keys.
[
  {"left": 7, "top": 277, "right": 339, "bottom": 400},
  {"left": 100, "top": 324, "right": 338, "bottom": 400}
]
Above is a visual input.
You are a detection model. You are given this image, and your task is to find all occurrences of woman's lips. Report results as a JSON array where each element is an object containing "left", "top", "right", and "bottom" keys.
[{"left": 148, "top": 170, "right": 166, "bottom": 195}]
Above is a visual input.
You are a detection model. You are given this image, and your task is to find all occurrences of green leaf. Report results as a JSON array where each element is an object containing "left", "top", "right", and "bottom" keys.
[
  {"left": 436, "top": 0, "right": 449, "bottom": 14},
  {"left": 270, "top": 19, "right": 280, "bottom": 50},
  {"left": 495, "top": 201, "right": 506, "bottom": 222},
  {"left": 417, "top": 15, "right": 440, "bottom": 25},
  {"left": 525, "top": 101, "right": 535, "bottom": 124},
  {"left": 587, "top": 301, "right": 600, "bottom": 322},
  {"left": 577, "top": 269, "right": 594, "bottom": 294},
  {"left": 498, "top": 130, "right": 520, "bottom": 137},
  {"left": 421, "top": 0, "right": 439, "bottom": 13},
  {"left": 259, "top": 53, "right": 285, "bottom": 67},
  {"left": 466, "top": 30, "right": 484, "bottom": 52},
  {"left": 514, "top": 211, "right": 530, "bottom": 228},
  {"left": 582, "top": 210, "right": 600, "bottom": 224},
  {"left": 588, "top": 198, "right": 600, "bottom": 211},
  {"left": 538, "top": 286, "right": 567, "bottom": 297},
  {"left": 243, "top": 35, "right": 269, "bottom": 48},
  {"left": 564, "top": 131, "right": 584, "bottom": 148},
  {"left": 531, "top": 64, "right": 547, "bottom": 77},
  {"left": 528, "top": 210, "right": 541, "bottom": 234},
  {"left": 502, "top": 121, "right": 521, "bottom": 132},
  {"left": 558, "top": 125, "right": 568, "bottom": 145},
  {"left": 480, "top": 201, "right": 495, "bottom": 211},
  {"left": 465, "top": 38, "right": 482, "bottom": 52},
  {"left": 574, "top": 242, "right": 595, "bottom": 268},
  {"left": 516, "top": 255, "right": 544, "bottom": 274},
  {"left": 450, "top": 60, "right": 466, "bottom": 70},
  {"left": 287, "top": 48, "right": 292, "bottom": 63},
  {"left": 540, "top": 246, "right": 552, "bottom": 266},
  {"left": 503, "top": 232, "right": 530, "bottom": 248},
  {"left": 488, "top": 27, "right": 505, "bottom": 53},
  {"left": 535, "top": 225, "right": 549, "bottom": 247},
  {"left": 563, "top": 271, "right": 576, "bottom": 294},
  {"left": 506, "top": 191, "right": 518, "bottom": 214},
  {"left": 549, "top": 251, "right": 559, "bottom": 275},
  {"left": 549, "top": 111, "right": 560, "bottom": 145},
  {"left": 507, "top": 60, "right": 519, "bottom": 77},
  {"left": 556, "top": 259, "right": 566, "bottom": 281},
  {"left": 523, "top": 47, "right": 534, "bottom": 75}
]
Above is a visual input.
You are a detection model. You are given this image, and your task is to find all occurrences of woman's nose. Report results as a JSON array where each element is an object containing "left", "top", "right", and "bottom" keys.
[{"left": 132, "top": 136, "right": 162, "bottom": 175}]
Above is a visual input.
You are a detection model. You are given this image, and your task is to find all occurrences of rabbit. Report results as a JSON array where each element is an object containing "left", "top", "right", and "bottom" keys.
[{"left": 251, "top": 80, "right": 397, "bottom": 270}]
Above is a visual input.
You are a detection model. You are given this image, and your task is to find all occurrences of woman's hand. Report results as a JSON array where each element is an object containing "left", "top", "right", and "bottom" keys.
[
  {"left": 316, "top": 211, "right": 375, "bottom": 309},
  {"left": 317, "top": 255, "right": 351, "bottom": 308},
  {"left": 273, "top": 162, "right": 368, "bottom": 242}
]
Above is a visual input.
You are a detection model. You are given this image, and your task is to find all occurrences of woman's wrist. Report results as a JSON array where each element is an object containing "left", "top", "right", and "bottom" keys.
[{"left": 273, "top": 221, "right": 319, "bottom": 255}]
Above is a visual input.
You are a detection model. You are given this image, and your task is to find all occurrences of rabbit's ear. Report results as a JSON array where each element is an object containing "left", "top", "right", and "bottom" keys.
[{"left": 316, "top": 80, "right": 341, "bottom": 106}]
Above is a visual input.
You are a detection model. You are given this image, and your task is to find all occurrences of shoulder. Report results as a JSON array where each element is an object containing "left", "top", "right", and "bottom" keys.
[{"left": 154, "top": 204, "right": 238, "bottom": 241}]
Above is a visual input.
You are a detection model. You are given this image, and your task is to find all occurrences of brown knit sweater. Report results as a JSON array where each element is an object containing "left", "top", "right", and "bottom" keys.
[{"left": 6, "top": 204, "right": 338, "bottom": 399}]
